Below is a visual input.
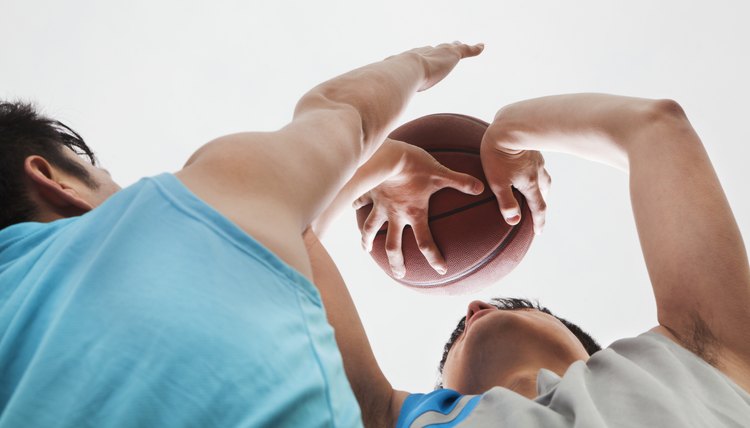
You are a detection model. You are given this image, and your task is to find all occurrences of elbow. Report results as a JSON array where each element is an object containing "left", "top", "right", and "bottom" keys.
[
  {"left": 613, "top": 98, "right": 695, "bottom": 172},
  {"left": 642, "top": 98, "right": 689, "bottom": 126},
  {"left": 627, "top": 98, "right": 696, "bottom": 154}
]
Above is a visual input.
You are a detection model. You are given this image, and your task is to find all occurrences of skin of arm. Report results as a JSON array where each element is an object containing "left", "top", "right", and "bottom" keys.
[
  {"left": 482, "top": 94, "right": 750, "bottom": 385},
  {"left": 314, "top": 137, "right": 484, "bottom": 275},
  {"left": 305, "top": 141, "right": 408, "bottom": 428},
  {"left": 311, "top": 138, "right": 404, "bottom": 239},
  {"left": 305, "top": 139, "right": 482, "bottom": 426},
  {"left": 302, "top": 93, "right": 749, "bottom": 427},
  {"left": 174, "top": 42, "right": 482, "bottom": 280},
  {"left": 304, "top": 229, "right": 409, "bottom": 428}
]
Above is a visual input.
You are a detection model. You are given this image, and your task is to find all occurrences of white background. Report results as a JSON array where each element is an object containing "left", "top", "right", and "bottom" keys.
[{"left": 2, "top": 0, "right": 749, "bottom": 392}]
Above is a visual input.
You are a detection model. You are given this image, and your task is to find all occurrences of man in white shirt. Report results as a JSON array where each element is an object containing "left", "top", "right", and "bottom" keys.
[{"left": 305, "top": 93, "right": 750, "bottom": 427}]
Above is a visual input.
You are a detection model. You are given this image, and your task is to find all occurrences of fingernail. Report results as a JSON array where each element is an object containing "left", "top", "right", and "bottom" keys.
[
  {"left": 474, "top": 183, "right": 484, "bottom": 194},
  {"left": 393, "top": 270, "right": 405, "bottom": 279},
  {"left": 506, "top": 214, "right": 520, "bottom": 224},
  {"left": 437, "top": 266, "right": 447, "bottom": 275}
]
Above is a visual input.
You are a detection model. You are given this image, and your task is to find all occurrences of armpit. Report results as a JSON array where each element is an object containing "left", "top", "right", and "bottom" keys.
[{"left": 656, "top": 312, "right": 721, "bottom": 368}]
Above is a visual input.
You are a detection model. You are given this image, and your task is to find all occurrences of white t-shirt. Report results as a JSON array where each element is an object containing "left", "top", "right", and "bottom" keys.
[{"left": 397, "top": 331, "right": 750, "bottom": 427}]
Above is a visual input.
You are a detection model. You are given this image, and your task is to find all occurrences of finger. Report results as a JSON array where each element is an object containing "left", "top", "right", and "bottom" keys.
[
  {"left": 436, "top": 169, "right": 485, "bottom": 195},
  {"left": 539, "top": 169, "right": 552, "bottom": 198},
  {"left": 450, "top": 41, "right": 485, "bottom": 58},
  {"left": 494, "top": 186, "right": 522, "bottom": 225},
  {"left": 523, "top": 186, "right": 547, "bottom": 235},
  {"left": 385, "top": 221, "right": 406, "bottom": 279},
  {"left": 411, "top": 220, "right": 447, "bottom": 275},
  {"left": 352, "top": 193, "right": 373, "bottom": 210},
  {"left": 361, "top": 208, "right": 386, "bottom": 252}
]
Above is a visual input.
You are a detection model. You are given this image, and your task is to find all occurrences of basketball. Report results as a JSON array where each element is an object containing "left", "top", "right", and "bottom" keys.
[{"left": 355, "top": 113, "right": 535, "bottom": 295}]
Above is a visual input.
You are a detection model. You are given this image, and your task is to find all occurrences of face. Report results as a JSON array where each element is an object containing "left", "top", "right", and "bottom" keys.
[
  {"left": 60, "top": 146, "right": 121, "bottom": 208},
  {"left": 441, "top": 301, "right": 589, "bottom": 395}
]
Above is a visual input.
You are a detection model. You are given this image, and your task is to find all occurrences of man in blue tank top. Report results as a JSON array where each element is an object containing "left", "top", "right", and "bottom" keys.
[{"left": 0, "top": 42, "right": 484, "bottom": 427}]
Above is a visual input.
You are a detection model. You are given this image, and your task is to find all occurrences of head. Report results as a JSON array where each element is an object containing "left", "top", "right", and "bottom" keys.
[
  {"left": 0, "top": 101, "right": 120, "bottom": 231},
  {"left": 438, "top": 298, "right": 601, "bottom": 397}
]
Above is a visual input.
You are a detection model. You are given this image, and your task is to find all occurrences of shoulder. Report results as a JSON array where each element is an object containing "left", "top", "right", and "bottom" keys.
[{"left": 612, "top": 328, "right": 750, "bottom": 393}]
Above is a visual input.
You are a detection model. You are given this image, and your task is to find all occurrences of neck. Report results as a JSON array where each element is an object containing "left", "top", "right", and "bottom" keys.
[
  {"left": 504, "top": 370, "right": 539, "bottom": 398},
  {"left": 502, "top": 357, "right": 577, "bottom": 399}
]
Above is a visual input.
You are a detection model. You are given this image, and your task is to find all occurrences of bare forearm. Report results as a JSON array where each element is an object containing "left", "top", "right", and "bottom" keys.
[
  {"left": 312, "top": 139, "right": 403, "bottom": 238},
  {"left": 484, "top": 93, "right": 663, "bottom": 171},
  {"left": 295, "top": 53, "right": 426, "bottom": 161}
]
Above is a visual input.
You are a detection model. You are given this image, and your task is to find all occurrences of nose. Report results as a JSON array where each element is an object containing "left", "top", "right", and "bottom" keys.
[{"left": 466, "top": 300, "right": 495, "bottom": 323}]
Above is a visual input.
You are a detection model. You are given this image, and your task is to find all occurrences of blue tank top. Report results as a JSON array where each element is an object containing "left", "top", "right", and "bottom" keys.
[{"left": 0, "top": 173, "right": 362, "bottom": 427}]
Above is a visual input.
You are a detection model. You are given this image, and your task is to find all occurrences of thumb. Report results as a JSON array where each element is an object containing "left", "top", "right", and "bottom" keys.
[
  {"left": 439, "top": 169, "right": 485, "bottom": 195},
  {"left": 352, "top": 193, "right": 373, "bottom": 210},
  {"left": 494, "top": 186, "right": 521, "bottom": 225}
]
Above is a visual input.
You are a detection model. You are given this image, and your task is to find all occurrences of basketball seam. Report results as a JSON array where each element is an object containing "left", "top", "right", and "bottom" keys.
[
  {"left": 426, "top": 148, "right": 479, "bottom": 155},
  {"left": 374, "top": 196, "right": 497, "bottom": 236},
  {"left": 405, "top": 216, "right": 522, "bottom": 287},
  {"left": 400, "top": 196, "right": 529, "bottom": 288},
  {"left": 378, "top": 112, "right": 526, "bottom": 290},
  {"left": 419, "top": 113, "right": 490, "bottom": 128}
]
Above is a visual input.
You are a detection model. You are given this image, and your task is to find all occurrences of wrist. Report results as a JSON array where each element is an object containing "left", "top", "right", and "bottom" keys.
[
  {"left": 494, "top": 142, "right": 525, "bottom": 157},
  {"left": 347, "top": 139, "right": 404, "bottom": 195},
  {"left": 482, "top": 118, "right": 526, "bottom": 156},
  {"left": 310, "top": 141, "right": 401, "bottom": 238},
  {"left": 372, "top": 138, "right": 408, "bottom": 176}
]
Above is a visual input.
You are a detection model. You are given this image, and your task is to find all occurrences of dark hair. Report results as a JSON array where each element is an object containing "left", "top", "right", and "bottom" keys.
[
  {"left": 0, "top": 101, "right": 98, "bottom": 231},
  {"left": 436, "top": 297, "right": 601, "bottom": 388}
]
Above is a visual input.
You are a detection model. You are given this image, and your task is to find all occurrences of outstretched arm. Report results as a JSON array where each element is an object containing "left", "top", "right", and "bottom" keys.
[
  {"left": 306, "top": 139, "right": 483, "bottom": 426},
  {"left": 175, "top": 42, "right": 482, "bottom": 280},
  {"left": 482, "top": 94, "right": 750, "bottom": 377}
]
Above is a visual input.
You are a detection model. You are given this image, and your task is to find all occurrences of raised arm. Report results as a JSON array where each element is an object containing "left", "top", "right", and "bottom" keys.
[
  {"left": 175, "top": 42, "right": 482, "bottom": 279},
  {"left": 306, "top": 139, "right": 483, "bottom": 426},
  {"left": 481, "top": 94, "right": 750, "bottom": 380}
]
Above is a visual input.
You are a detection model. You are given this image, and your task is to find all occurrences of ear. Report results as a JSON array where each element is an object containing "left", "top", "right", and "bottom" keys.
[{"left": 24, "top": 155, "right": 94, "bottom": 214}]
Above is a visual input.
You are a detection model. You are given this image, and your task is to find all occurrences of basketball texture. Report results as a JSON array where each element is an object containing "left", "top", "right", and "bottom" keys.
[{"left": 355, "top": 113, "right": 534, "bottom": 295}]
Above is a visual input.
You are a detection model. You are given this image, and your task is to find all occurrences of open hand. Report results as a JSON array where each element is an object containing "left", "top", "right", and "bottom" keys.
[
  {"left": 353, "top": 140, "right": 484, "bottom": 278},
  {"left": 480, "top": 127, "right": 551, "bottom": 235},
  {"left": 396, "top": 42, "right": 485, "bottom": 92}
]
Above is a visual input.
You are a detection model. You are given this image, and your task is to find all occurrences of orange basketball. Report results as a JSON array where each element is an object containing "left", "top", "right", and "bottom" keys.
[{"left": 356, "top": 114, "right": 534, "bottom": 295}]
